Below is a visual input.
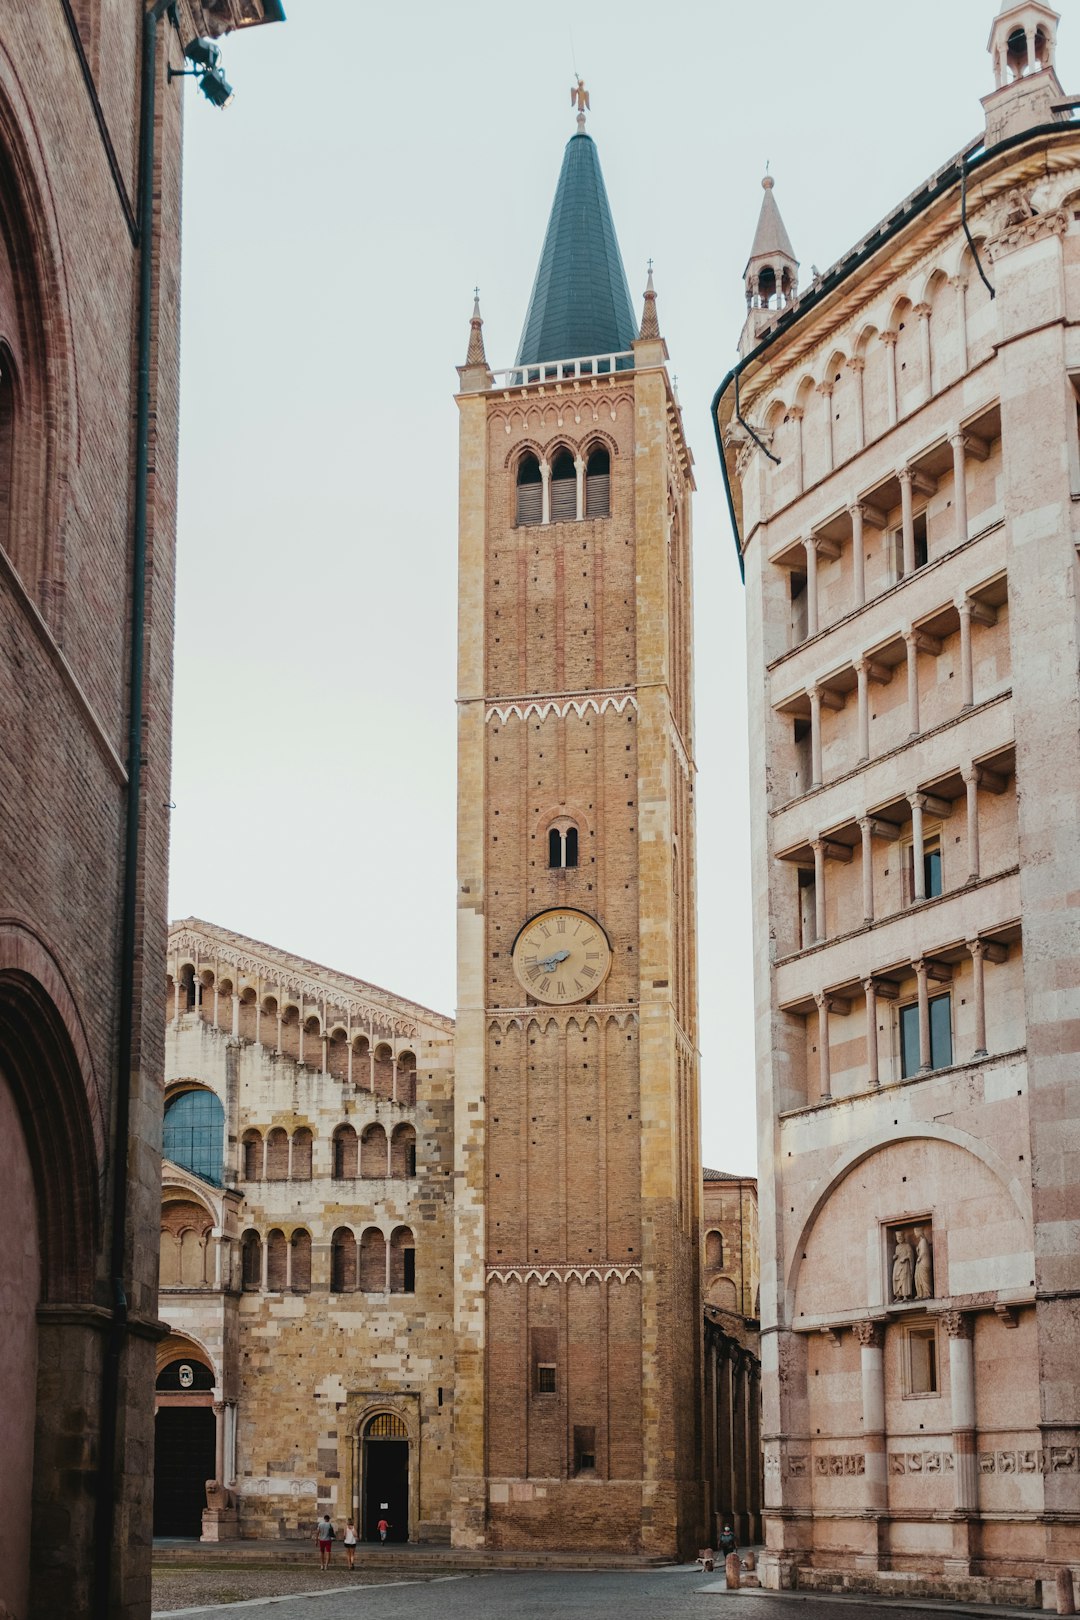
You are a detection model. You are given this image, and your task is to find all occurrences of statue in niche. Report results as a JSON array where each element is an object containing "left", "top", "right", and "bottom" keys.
[
  {"left": 891, "top": 1230, "right": 915, "bottom": 1301},
  {"left": 914, "top": 1226, "right": 934, "bottom": 1299}
]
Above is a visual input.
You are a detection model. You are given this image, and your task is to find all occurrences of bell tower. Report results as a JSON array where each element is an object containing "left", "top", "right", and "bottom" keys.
[{"left": 453, "top": 96, "right": 704, "bottom": 1555}]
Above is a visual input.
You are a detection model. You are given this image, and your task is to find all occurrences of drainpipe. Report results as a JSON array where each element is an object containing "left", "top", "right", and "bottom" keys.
[{"left": 92, "top": 3, "right": 173, "bottom": 1613}]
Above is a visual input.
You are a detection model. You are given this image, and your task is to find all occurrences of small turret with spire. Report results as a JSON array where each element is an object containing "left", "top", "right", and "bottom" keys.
[
  {"left": 457, "top": 288, "right": 493, "bottom": 391},
  {"left": 740, "top": 172, "right": 799, "bottom": 356},
  {"left": 983, "top": 2, "right": 1067, "bottom": 146},
  {"left": 633, "top": 260, "right": 668, "bottom": 366}
]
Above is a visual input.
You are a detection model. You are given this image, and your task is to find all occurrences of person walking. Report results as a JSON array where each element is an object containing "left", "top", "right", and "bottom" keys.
[
  {"left": 343, "top": 1518, "right": 358, "bottom": 1569},
  {"left": 377, "top": 1515, "right": 390, "bottom": 1543},
  {"left": 315, "top": 1513, "right": 335, "bottom": 1569},
  {"left": 719, "top": 1524, "right": 738, "bottom": 1559}
]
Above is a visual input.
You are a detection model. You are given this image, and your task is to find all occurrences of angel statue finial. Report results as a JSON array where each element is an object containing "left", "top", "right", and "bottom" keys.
[{"left": 571, "top": 77, "right": 590, "bottom": 123}]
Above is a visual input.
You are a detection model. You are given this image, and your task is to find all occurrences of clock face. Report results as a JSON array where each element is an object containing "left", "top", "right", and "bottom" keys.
[{"left": 511, "top": 908, "right": 613, "bottom": 1005}]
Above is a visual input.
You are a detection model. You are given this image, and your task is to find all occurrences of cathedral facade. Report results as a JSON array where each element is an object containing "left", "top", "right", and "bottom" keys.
[
  {"left": 159, "top": 919, "right": 455, "bottom": 1543},
  {"left": 717, "top": 3, "right": 1080, "bottom": 1602}
]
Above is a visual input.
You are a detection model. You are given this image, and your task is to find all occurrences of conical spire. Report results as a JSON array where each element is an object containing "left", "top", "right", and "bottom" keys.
[
  {"left": 638, "top": 262, "right": 660, "bottom": 340},
  {"left": 465, "top": 289, "right": 487, "bottom": 367},
  {"left": 743, "top": 174, "right": 797, "bottom": 277},
  {"left": 515, "top": 126, "right": 637, "bottom": 369}
]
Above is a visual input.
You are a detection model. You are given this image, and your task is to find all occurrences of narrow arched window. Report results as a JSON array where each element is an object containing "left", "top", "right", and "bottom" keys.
[
  {"left": 333, "top": 1124, "right": 358, "bottom": 1179},
  {"left": 331, "top": 1228, "right": 357, "bottom": 1293},
  {"left": 241, "top": 1129, "right": 263, "bottom": 1181},
  {"left": 705, "top": 1230, "right": 724, "bottom": 1270},
  {"left": 241, "top": 1229, "right": 261, "bottom": 1291},
  {"left": 550, "top": 449, "right": 576, "bottom": 522},
  {"left": 516, "top": 453, "right": 542, "bottom": 526},
  {"left": 291, "top": 1127, "right": 312, "bottom": 1180},
  {"left": 360, "top": 1123, "right": 388, "bottom": 1179},
  {"left": 390, "top": 1226, "right": 416, "bottom": 1294},
  {"left": 359, "top": 1227, "right": 386, "bottom": 1292},
  {"left": 391, "top": 1124, "right": 416, "bottom": 1179},
  {"left": 266, "top": 1229, "right": 287, "bottom": 1291},
  {"left": 290, "top": 1229, "right": 311, "bottom": 1294},
  {"left": 265, "top": 1127, "right": 289, "bottom": 1181},
  {"left": 585, "top": 447, "right": 610, "bottom": 517},
  {"left": 548, "top": 823, "right": 579, "bottom": 869}
]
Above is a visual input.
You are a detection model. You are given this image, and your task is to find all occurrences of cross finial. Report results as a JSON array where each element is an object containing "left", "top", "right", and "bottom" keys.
[
  {"left": 473, "top": 285, "right": 480, "bottom": 303},
  {"left": 647, "top": 257, "right": 653, "bottom": 275}
]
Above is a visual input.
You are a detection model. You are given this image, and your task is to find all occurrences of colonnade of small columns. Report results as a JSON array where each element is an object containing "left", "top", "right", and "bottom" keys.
[
  {"left": 240, "top": 1122, "right": 416, "bottom": 1182},
  {"left": 991, "top": 21, "right": 1053, "bottom": 87},
  {"left": 797, "top": 755, "right": 1011, "bottom": 946},
  {"left": 169, "top": 968, "right": 418, "bottom": 1101},
  {"left": 239, "top": 1223, "right": 416, "bottom": 1296},
  {"left": 808, "top": 933, "right": 1010, "bottom": 1103},
  {"left": 797, "top": 427, "right": 993, "bottom": 643},
  {"left": 790, "top": 585, "right": 1002, "bottom": 795},
  {"left": 705, "top": 1320, "right": 762, "bottom": 1546}
]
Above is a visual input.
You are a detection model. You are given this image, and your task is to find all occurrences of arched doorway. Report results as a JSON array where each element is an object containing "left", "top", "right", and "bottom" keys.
[
  {"left": 154, "top": 1355, "right": 216, "bottom": 1537},
  {"left": 361, "top": 1413, "right": 409, "bottom": 1542}
]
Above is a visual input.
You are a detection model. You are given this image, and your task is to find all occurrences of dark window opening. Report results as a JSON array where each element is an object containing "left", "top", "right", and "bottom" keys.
[
  {"left": 516, "top": 453, "right": 542, "bottom": 526},
  {"left": 537, "top": 1363, "right": 556, "bottom": 1394},
  {"left": 406, "top": 1142, "right": 417, "bottom": 1176},
  {"left": 403, "top": 1248, "right": 415, "bottom": 1293},
  {"left": 241, "top": 1230, "right": 261, "bottom": 1292},
  {"left": 551, "top": 449, "right": 576, "bottom": 523},
  {"left": 585, "top": 446, "right": 610, "bottom": 517},
  {"left": 573, "top": 1424, "right": 597, "bottom": 1474},
  {"left": 548, "top": 824, "right": 579, "bottom": 869},
  {"left": 900, "top": 992, "right": 952, "bottom": 1078}
]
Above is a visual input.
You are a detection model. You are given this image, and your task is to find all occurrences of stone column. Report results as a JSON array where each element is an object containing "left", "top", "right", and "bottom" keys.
[
  {"left": 172, "top": 973, "right": 181, "bottom": 1024},
  {"left": 792, "top": 406, "right": 805, "bottom": 496},
  {"left": 815, "top": 991, "right": 832, "bottom": 1102},
  {"left": 392, "top": 1055, "right": 399, "bottom": 1104},
  {"left": 904, "top": 631, "right": 921, "bottom": 736},
  {"left": 860, "top": 817, "right": 874, "bottom": 922},
  {"left": 942, "top": 1312, "right": 978, "bottom": 1513},
  {"left": 951, "top": 433, "right": 969, "bottom": 547},
  {"left": 855, "top": 658, "right": 870, "bottom": 762},
  {"left": 848, "top": 356, "right": 865, "bottom": 450},
  {"left": 230, "top": 992, "right": 240, "bottom": 1038},
  {"left": 347, "top": 1037, "right": 354, "bottom": 1086},
  {"left": 968, "top": 939, "right": 987, "bottom": 1057},
  {"left": 732, "top": 1353, "right": 749, "bottom": 1543},
  {"left": 214, "top": 1401, "right": 226, "bottom": 1486},
  {"left": 863, "top": 979, "right": 880, "bottom": 1087},
  {"left": 882, "top": 331, "right": 898, "bottom": 426},
  {"left": 812, "top": 839, "right": 827, "bottom": 942},
  {"left": 958, "top": 598, "right": 974, "bottom": 710},
  {"left": 298, "top": 1015, "right": 305, "bottom": 1067},
  {"left": 574, "top": 455, "right": 585, "bottom": 521},
  {"left": 854, "top": 1321, "right": 887, "bottom": 1514},
  {"left": 950, "top": 276, "right": 968, "bottom": 374},
  {"left": 808, "top": 685, "right": 823, "bottom": 788},
  {"left": 850, "top": 504, "right": 866, "bottom": 608},
  {"left": 321, "top": 1033, "right": 329, "bottom": 1076},
  {"left": 226, "top": 1401, "right": 238, "bottom": 1487},
  {"left": 909, "top": 793, "right": 927, "bottom": 902},
  {"left": 1025, "top": 25, "right": 1037, "bottom": 72},
  {"left": 963, "top": 767, "right": 980, "bottom": 880},
  {"left": 819, "top": 381, "right": 835, "bottom": 474},
  {"left": 540, "top": 459, "right": 551, "bottom": 525},
  {"left": 804, "top": 537, "right": 819, "bottom": 638},
  {"left": 717, "top": 1342, "right": 733, "bottom": 1531},
  {"left": 916, "top": 303, "right": 933, "bottom": 400},
  {"left": 899, "top": 467, "right": 916, "bottom": 577},
  {"left": 914, "top": 958, "right": 931, "bottom": 1071}
]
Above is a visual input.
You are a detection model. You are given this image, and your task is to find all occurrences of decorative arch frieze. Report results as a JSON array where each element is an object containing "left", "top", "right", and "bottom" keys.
[
  {"left": 485, "top": 690, "right": 637, "bottom": 725},
  {"left": 486, "top": 1263, "right": 642, "bottom": 1286}
]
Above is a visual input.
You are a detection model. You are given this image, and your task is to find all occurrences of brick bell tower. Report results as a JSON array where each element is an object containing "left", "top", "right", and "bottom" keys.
[{"left": 453, "top": 89, "right": 704, "bottom": 1555}]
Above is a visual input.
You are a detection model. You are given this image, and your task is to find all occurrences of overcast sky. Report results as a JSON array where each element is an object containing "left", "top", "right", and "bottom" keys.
[{"left": 168, "top": 0, "right": 1074, "bottom": 1176}]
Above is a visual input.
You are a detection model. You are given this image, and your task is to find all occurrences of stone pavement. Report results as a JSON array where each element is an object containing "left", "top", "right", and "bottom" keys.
[{"left": 152, "top": 1564, "right": 1046, "bottom": 1618}]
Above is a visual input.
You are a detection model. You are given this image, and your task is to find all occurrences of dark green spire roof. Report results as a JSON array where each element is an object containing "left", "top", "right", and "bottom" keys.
[{"left": 515, "top": 130, "right": 637, "bottom": 368}]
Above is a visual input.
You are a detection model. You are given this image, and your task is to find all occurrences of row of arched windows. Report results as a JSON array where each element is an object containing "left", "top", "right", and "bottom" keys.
[
  {"left": 239, "top": 1225, "right": 415, "bottom": 1295},
  {"left": 516, "top": 446, "right": 610, "bottom": 526},
  {"left": 241, "top": 1122, "right": 416, "bottom": 1182}
]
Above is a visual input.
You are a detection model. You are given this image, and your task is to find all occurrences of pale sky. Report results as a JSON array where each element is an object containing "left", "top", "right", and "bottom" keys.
[{"left": 169, "top": 0, "right": 1073, "bottom": 1176}]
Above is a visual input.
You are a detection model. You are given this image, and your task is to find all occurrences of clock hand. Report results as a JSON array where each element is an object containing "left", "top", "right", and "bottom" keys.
[{"left": 538, "top": 949, "right": 572, "bottom": 972}]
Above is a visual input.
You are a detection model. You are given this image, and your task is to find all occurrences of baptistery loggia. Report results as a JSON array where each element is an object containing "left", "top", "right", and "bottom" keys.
[{"left": 716, "top": 4, "right": 1080, "bottom": 1601}]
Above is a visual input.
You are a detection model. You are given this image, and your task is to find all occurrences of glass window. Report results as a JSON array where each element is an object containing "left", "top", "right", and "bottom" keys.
[
  {"left": 163, "top": 1089, "right": 224, "bottom": 1186},
  {"left": 924, "top": 839, "right": 942, "bottom": 899},
  {"left": 929, "top": 992, "right": 952, "bottom": 1068},
  {"left": 900, "top": 993, "right": 952, "bottom": 1077}
]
